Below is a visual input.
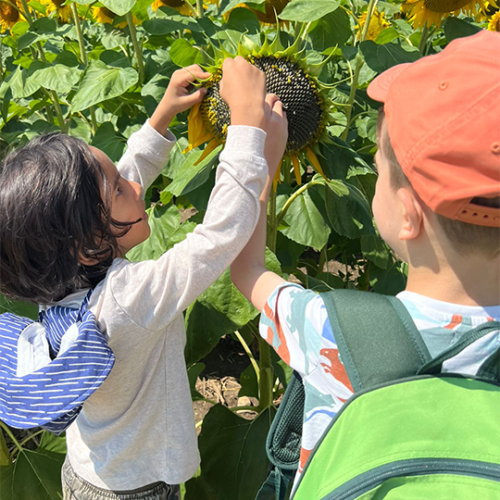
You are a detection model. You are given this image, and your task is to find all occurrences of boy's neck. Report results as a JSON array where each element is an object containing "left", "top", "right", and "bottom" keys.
[{"left": 405, "top": 255, "right": 500, "bottom": 307}]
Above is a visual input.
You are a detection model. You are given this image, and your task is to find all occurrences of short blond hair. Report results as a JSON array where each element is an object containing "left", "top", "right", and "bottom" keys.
[{"left": 378, "top": 109, "right": 500, "bottom": 258}]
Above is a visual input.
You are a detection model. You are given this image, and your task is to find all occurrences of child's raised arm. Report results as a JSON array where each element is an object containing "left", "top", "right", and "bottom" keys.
[
  {"left": 230, "top": 94, "right": 288, "bottom": 312},
  {"left": 100, "top": 58, "right": 284, "bottom": 331}
]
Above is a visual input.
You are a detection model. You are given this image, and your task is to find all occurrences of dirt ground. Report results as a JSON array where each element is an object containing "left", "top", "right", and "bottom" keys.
[{"left": 192, "top": 336, "right": 260, "bottom": 432}]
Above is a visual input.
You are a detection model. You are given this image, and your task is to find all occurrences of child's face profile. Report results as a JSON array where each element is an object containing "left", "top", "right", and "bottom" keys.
[
  {"left": 89, "top": 146, "right": 151, "bottom": 257},
  {"left": 372, "top": 118, "right": 406, "bottom": 259}
]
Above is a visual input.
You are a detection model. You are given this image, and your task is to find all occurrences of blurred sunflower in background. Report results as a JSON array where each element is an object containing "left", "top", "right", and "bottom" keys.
[
  {"left": 488, "top": 9, "right": 500, "bottom": 28},
  {"left": 402, "top": 0, "right": 491, "bottom": 28},
  {"left": 39, "top": 0, "right": 72, "bottom": 23},
  {"left": 356, "top": 8, "right": 391, "bottom": 40},
  {"left": 92, "top": 4, "right": 140, "bottom": 27},
  {"left": 186, "top": 36, "right": 336, "bottom": 188},
  {"left": 226, "top": 0, "right": 291, "bottom": 25},
  {"left": 152, "top": 0, "right": 193, "bottom": 17},
  {"left": 0, "top": 0, "right": 25, "bottom": 32}
]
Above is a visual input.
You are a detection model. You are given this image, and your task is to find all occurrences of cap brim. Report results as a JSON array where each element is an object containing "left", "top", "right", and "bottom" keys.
[{"left": 367, "top": 63, "right": 412, "bottom": 102}]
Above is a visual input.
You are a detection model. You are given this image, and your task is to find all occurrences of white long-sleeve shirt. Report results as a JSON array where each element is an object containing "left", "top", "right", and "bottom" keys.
[{"left": 62, "top": 121, "right": 268, "bottom": 489}]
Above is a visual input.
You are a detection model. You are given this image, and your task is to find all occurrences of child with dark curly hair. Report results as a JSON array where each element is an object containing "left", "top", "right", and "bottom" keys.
[{"left": 0, "top": 58, "right": 288, "bottom": 500}]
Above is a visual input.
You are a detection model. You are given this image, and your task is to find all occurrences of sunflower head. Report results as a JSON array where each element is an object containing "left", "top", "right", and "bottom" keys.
[
  {"left": 0, "top": 0, "right": 24, "bottom": 32},
  {"left": 488, "top": 9, "right": 500, "bottom": 28},
  {"left": 357, "top": 8, "right": 391, "bottom": 40},
  {"left": 186, "top": 35, "right": 333, "bottom": 185},
  {"left": 39, "top": 0, "right": 73, "bottom": 23},
  {"left": 224, "top": 0, "right": 291, "bottom": 26},
  {"left": 152, "top": 0, "right": 194, "bottom": 16},
  {"left": 402, "top": 0, "right": 489, "bottom": 28}
]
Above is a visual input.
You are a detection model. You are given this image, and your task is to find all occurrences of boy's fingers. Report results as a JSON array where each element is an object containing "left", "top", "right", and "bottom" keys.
[
  {"left": 265, "top": 93, "right": 280, "bottom": 107},
  {"left": 186, "top": 88, "right": 207, "bottom": 103}
]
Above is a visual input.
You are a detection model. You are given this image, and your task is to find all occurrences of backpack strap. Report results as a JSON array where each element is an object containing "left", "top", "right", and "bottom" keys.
[
  {"left": 418, "top": 320, "right": 500, "bottom": 377},
  {"left": 257, "top": 371, "right": 305, "bottom": 500},
  {"left": 320, "top": 289, "right": 432, "bottom": 392}
]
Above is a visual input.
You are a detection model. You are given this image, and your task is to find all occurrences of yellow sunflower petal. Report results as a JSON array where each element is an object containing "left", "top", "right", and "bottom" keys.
[
  {"left": 273, "top": 158, "right": 283, "bottom": 192},
  {"left": 194, "top": 138, "right": 220, "bottom": 166},
  {"left": 184, "top": 102, "right": 213, "bottom": 153},
  {"left": 488, "top": 10, "right": 500, "bottom": 30},
  {"left": 306, "top": 147, "right": 327, "bottom": 180},
  {"left": 291, "top": 155, "right": 301, "bottom": 186}
]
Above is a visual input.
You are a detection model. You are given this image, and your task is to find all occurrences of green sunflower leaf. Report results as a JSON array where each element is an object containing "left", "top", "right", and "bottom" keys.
[
  {"left": 359, "top": 40, "right": 420, "bottom": 74},
  {"left": 184, "top": 249, "right": 281, "bottom": 366},
  {"left": 99, "top": 0, "right": 136, "bottom": 16},
  {"left": 190, "top": 405, "right": 275, "bottom": 500},
  {"left": 163, "top": 146, "right": 222, "bottom": 197},
  {"left": 169, "top": 39, "right": 203, "bottom": 68},
  {"left": 325, "top": 179, "right": 375, "bottom": 238},
  {"left": 70, "top": 60, "right": 138, "bottom": 112},
  {"left": 27, "top": 63, "right": 82, "bottom": 94},
  {"left": 281, "top": 187, "right": 331, "bottom": 250},
  {"left": 309, "top": 8, "right": 352, "bottom": 50},
  {"left": 0, "top": 448, "right": 65, "bottom": 500},
  {"left": 0, "top": 294, "right": 38, "bottom": 319},
  {"left": 126, "top": 205, "right": 196, "bottom": 262},
  {"left": 279, "top": 0, "right": 340, "bottom": 22},
  {"left": 443, "top": 17, "right": 481, "bottom": 42}
]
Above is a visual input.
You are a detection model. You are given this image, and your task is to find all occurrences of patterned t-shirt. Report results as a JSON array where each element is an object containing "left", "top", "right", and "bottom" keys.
[{"left": 259, "top": 282, "right": 500, "bottom": 491}]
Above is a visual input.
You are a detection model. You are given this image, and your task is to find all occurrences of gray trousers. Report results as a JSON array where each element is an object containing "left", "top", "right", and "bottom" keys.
[{"left": 62, "top": 458, "right": 181, "bottom": 500}]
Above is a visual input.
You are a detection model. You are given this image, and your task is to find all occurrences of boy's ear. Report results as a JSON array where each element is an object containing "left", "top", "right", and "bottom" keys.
[{"left": 397, "top": 187, "right": 424, "bottom": 241}]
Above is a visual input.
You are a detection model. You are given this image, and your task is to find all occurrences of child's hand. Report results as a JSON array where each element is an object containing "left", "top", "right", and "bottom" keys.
[
  {"left": 150, "top": 65, "right": 210, "bottom": 136},
  {"left": 263, "top": 93, "right": 288, "bottom": 177},
  {"left": 219, "top": 56, "right": 266, "bottom": 130}
]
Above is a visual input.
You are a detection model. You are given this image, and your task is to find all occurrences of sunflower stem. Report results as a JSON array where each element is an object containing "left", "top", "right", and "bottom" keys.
[
  {"left": 126, "top": 12, "right": 145, "bottom": 85},
  {"left": 71, "top": 2, "right": 87, "bottom": 65},
  {"left": 267, "top": 187, "right": 277, "bottom": 253},
  {"left": 418, "top": 24, "right": 430, "bottom": 55},
  {"left": 19, "top": 0, "right": 67, "bottom": 133},
  {"left": 360, "top": 0, "right": 379, "bottom": 43},
  {"left": 257, "top": 337, "right": 274, "bottom": 410},
  {"left": 0, "top": 421, "right": 22, "bottom": 454},
  {"left": 234, "top": 330, "right": 260, "bottom": 384},
  {"left": 195, "top": 0, "right": 204, "bottom": 18},
  {"left": 340, "top": 0, "right": 379, "bottom": 143}
]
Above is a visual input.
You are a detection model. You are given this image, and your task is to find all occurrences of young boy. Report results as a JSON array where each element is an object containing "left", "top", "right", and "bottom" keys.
[
  {"left": 0, "top": 58, "right": 287, "bottom": 499},
  {"left": 230, "top": 29, "right": 500, "bottom": 493}
]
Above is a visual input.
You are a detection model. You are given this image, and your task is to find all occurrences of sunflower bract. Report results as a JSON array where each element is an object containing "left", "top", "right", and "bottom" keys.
[{"left": 200, "top": 55, "right": 326, "bottom": 155}]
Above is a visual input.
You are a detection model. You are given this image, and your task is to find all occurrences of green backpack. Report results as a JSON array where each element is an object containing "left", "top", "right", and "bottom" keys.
[{"left": 258, "top": 289, "right": 500, "bottom": 500}]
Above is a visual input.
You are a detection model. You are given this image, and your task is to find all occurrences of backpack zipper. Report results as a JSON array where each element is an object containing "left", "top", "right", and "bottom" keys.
[{"left": 324, "top": 458, "right": 500, "bottom": 500}]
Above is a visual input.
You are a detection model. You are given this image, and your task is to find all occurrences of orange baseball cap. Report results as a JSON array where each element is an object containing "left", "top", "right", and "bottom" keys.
[{"left": 368, "top": 30, "right": 500, "bottom": 227}]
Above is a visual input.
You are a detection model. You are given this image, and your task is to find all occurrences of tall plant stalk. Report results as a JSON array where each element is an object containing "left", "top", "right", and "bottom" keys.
[
  {"left": 341, "top": 0, "right": 379, "bottom": 142},
  {"left": 70, "top": 2, "right": 98, "bottom": 133},
  {"left": 19, "top": 0, "right": 67, "bottom": 133},
  {"left": 126, "top": 12, "right": 145, "bottom": 84}
]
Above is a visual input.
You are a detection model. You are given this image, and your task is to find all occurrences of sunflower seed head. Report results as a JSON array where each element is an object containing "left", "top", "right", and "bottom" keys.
[{"left": 200, "top": 56, "right": 326, "bottom": 154}]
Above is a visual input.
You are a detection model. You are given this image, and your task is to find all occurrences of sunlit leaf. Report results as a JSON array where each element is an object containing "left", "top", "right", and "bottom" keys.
[
  {"left": 279, "top": 0, "right": 340, "bottom": 22},
  {"left": 99, "top": 0, "right": 136, "bottom": 16},
  {"left": 71, "top": 60, "right": 138, "bottom": 112},
  {"left": 281, "top": 188, "right": 331, "bottom": 249}
]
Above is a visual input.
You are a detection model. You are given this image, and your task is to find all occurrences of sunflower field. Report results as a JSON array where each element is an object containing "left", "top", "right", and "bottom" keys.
[{"left": 0, "top": 0, "right": 497, "bottom": 498}]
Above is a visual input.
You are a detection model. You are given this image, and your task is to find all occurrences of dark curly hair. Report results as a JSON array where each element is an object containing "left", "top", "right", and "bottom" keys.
[{"left": 0, "top": 133, "right": 132, "bottom": 305}]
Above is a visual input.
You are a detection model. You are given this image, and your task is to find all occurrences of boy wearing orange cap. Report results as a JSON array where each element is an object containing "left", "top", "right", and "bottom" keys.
[{"left": 230, "top": 29, "right": 500, "bottom": 492}]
